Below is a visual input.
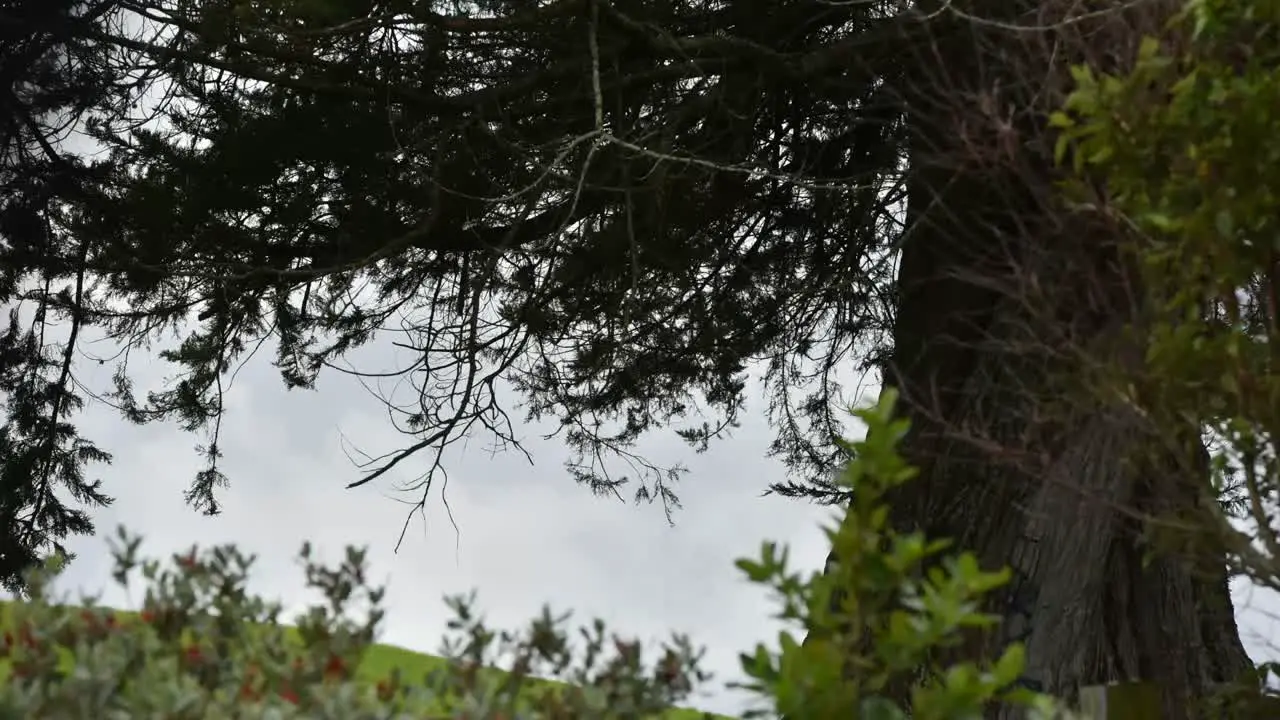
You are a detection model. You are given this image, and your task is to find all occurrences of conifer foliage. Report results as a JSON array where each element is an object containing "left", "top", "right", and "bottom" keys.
[
  {"left": 0, "top": 0, "right": 144, "bottom": 591},
  {"left": 2, "top": 0, "right": 909, "bottom": 585}
]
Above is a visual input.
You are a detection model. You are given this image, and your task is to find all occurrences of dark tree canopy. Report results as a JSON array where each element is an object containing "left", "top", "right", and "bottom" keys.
[
  {"left": 0, "top": 0, "right": 153, "bottom": 590},
  {"left": 2, "top": 2, "right": 1262, "bottom": 713},
  {"left": 2, "top": 0, "right": 914, "bottom": 586}
]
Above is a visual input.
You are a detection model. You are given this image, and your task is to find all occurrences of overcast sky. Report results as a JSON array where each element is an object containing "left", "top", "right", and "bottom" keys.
[
  {"left": 0, "top": 311, "right": 1264, "bottom": 715},
  {"left": 2, "top": 14, "right": 1276, "bottom": 711},
  {"left": 20, "top": 314, "right": 840, "bottom": 716}
]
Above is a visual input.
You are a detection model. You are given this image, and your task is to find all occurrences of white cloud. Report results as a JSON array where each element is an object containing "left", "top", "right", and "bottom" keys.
[
  {"left": 0, "top": 316, "right": 1274, "bottom": 714},
  {"left": 0, "top": 300, "right": 1267, "bottom": 717},
  {"left": 35, "top": 328, "right": 831, "bottom": 716},
  {"left": 6, "top": 12, "right": 1274, "bottom": 711}
]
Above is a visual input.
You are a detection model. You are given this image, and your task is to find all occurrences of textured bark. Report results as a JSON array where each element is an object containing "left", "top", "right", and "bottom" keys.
[
  {"left": 826, "top": 4, "right": 1253, "bottom": 717},
  {"left": 884, "top": 181, "right": 1255, "bottom": 716}
]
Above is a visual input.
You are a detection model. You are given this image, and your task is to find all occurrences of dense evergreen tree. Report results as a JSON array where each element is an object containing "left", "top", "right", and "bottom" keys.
[
  {"left": 0, "top": 0, "right": 141, "bottom": 591},
  {"left": 879, "top": 4, "right": 1250, "bottom": 714},
  {"left": 43, "top": 0, "right": 911, "bottom": 510},
  {"left": 0, "top": 0, "right": 1255, "bottom": 714}
]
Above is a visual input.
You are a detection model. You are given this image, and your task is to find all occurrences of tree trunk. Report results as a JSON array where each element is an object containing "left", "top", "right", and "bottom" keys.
[{"left": 824, "top": 4, "right": 1253, "bottom": 717}]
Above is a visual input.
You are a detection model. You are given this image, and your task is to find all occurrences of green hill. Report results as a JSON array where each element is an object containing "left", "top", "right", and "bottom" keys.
[{"left": 0, "top": 601, "right": 728, "bottom": 718}]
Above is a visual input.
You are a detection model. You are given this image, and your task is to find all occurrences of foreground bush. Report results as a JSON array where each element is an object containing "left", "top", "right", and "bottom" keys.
[
  {"left": 1053, "top": 0, "right": 1280, "bottom": 587},
  {"left": 1, "top": 392, "right": 1075, "bottom": 719},
  {"left": 1048, "top": 1, "right": 1280, "bottom": 715},
  {"left": 0, "top": 539, "right": 710, "bottom": 719}
]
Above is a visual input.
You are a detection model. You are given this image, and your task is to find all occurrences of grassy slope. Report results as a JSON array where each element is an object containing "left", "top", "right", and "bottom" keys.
[{"left": 0, "top": 601, "right": 727, "bottom": 718}]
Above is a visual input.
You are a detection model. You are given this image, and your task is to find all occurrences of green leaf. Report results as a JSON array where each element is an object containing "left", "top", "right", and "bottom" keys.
[
  {"left": 992, "top": 644, "right": 1026, "bottom": 686},
  {"left": 1215, "top": 209, "right": 1234, "bottom": 238},
  {"left": 859, "top": 696, "right": 908, "bottom": 720},
  {"left": 1088, "top": 143, "right": 1114, "bottom": 164},
  {"left": 1137, "top": 36, "right": 1161, "bottom": 62},
  {"left": 1053, "top": 133, "right": 1073, "bottom": 166},
  {"left": 1141, "top": 212, "right": 1180, "bottom": 232},
  {"left": 1069, "top": 63, "right": 1096, "bottom": 87},
  {"left": 735, "top": 558, "right": 771, "bottom": 583}
]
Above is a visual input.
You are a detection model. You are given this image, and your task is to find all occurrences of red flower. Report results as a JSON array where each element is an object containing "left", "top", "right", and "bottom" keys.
[
  {"left": 278, "top": 685, "right": 299, "bottom": 704},
  {"left": 139, "top": 609, "right": 156, "bottom": 624},
  {"left": 323, "top": 653, "right": 347, "bottom": 681},
  {"left": 239, "top": 680, "right": 261, "bottom": 701},
  {"left": 182, "top": 645, "right": 203, "bottom": 666},
  {"left": 79, "top": 610, "right": 108, "bottom": 640}
]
